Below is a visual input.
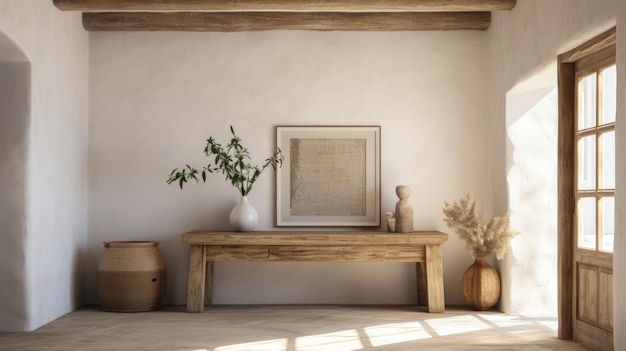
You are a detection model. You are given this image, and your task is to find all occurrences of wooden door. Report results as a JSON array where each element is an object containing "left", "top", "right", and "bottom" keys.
[{"left": 558, "top": 28, "right": 616, "bottom": 351}]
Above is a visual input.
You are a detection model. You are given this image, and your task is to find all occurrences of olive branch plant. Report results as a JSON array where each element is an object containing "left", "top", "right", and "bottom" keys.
[
  {"left": 442, "top": 192, "right": 520, "bottom": 259},
  {"left": 166, "top": 126, "right": 283, "bottom": 196}
]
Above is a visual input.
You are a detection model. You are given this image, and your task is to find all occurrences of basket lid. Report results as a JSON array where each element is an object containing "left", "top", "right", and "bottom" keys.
[{"left": 103, "top": 241, "right": 159, "bottom": 248}]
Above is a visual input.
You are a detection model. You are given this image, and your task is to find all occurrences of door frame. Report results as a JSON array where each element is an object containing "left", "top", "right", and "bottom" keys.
[{"left": 557, "top": 26, "right": 616, "bottom": 341}]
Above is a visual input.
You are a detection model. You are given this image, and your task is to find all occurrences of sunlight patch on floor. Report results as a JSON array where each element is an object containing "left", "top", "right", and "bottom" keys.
[
  {"left": 364, "top": 322, "right": 432, "bottom": 347},
  {"left": 295, "top": 329, "right": 363, "bottom": 351},
  {"left": 424, "top": 315, "right": 492, "bottom": 336},
  {"left": 476, "top": 313, "right": 534, "bottom": 328},
  {"left": 536, "top": 319, "right": 558, "bottom": 330},
  {"left": 214, "top": 339, "right": 288, "bottom": 351},
  {"left": 209, "top": 312, "right": 562, "bottom": 351}
]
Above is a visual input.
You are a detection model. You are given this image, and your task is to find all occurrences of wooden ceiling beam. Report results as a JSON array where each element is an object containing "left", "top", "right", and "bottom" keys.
[
  {"left": 82, "top": 11, "right": 491, "bottom": 31},
  {"left": 55, "top": 0, "right": 516, "bottom": 12}
]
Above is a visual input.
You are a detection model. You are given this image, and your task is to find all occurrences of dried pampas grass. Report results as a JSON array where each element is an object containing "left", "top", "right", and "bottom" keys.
[{"left": 443, "top": 192, "right": 520, "bottom": 259}]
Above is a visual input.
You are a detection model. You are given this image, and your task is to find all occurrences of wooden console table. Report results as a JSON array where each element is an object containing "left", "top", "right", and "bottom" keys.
[{"left": 182, "top": 231, "right": 448, "bottom": 313}]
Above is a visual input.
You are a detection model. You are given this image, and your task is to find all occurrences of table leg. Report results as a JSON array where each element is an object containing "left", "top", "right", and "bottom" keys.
[
  {"left": 416, "top": 262, "right": 428, "bottom": 306},
  {"left": 425, "top": 245, "right": 445, "bottom": 312},
  {"left": 187, "top": 245, "right": 206, "bottom": 312},
  {"left": 204, "top": 261, "right": 214, "bottom": 306}
]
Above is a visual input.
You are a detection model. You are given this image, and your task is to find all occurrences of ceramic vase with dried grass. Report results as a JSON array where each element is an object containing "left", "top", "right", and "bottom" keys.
[{"left": 443, "top": 192, "right": 519, "bottom": 311}]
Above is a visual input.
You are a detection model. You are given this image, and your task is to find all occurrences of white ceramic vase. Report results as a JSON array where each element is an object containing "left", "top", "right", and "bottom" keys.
[{"left": 229, "top": 196, "right": 258, "bottom": 232}]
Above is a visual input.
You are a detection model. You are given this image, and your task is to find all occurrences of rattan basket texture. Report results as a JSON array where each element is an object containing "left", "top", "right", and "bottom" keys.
[{"left": 97, "top": 241, "right": 166, "bottom": 312}]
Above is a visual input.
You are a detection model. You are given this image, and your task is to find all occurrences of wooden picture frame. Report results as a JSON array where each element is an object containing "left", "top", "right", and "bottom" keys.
[{"left": 276, "top": 126, "right": 381, "bottom": 227}]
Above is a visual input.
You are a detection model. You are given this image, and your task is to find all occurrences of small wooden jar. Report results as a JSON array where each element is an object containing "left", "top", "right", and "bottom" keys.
[{"left": 97, "top": 241, "right": 166, "bottom": 312}]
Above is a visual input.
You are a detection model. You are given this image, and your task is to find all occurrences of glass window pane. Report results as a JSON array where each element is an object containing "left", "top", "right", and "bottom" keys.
[
  {"left": 600, "top": 65, "right": 616, "bottom": 125},
  {"left": 600, "top": 130, "right": 615, "bottom": 189},
  {"left": 578, "top": 73, "right": 597, "bottom": 130},
  {"left": 601, "top": 197, "right": 614, "bottom": 253},
  {"left": 578, "top": 197, "right": 597, "bottom": 250},
  {"left": 578, "top": 135, "right": 596, "bottom": 190}
]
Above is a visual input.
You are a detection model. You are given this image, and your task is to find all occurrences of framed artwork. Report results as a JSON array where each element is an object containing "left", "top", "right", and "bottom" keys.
[{"left": 276, "top": 126, "right": 381, "bottom": 227}]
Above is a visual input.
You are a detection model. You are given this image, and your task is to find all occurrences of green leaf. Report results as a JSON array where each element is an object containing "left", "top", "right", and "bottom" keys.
[{"left": 167, "top": 126, "right": 284, "bottom": 194}]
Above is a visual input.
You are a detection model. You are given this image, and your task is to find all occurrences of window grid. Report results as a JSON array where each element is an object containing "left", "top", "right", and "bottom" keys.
[{"left": 575, "top": 64, "right": 616, "bottom": 253}]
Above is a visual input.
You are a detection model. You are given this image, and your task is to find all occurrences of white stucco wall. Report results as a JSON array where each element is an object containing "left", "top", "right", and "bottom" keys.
[
  {"left": 88, "top": 30, "right": 490, "bottom": 306},
  {"left": 505, "top": 85, "right": 559, "bottom": 315},
  {"left": 487, "top": 0, "right": 625, "bottom": 348},
  {"left": 0, "top": 58, "right": 30, "bottom": 332},
  {"left": 0, "top": 0, "right": 89, "bottom": 331}
]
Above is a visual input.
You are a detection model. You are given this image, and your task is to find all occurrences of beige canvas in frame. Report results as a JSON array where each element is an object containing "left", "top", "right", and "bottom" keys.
[{"left": 276, "top": 126, "right": 381, "bottom": 226}]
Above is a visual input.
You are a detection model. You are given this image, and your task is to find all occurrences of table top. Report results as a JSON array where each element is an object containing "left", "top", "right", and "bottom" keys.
[{"left": 182, "top": 231, "right": 448, "bottom": 246}]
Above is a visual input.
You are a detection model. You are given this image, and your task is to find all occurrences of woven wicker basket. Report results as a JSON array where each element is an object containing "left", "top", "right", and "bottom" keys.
[{"left": 97, "top": 241, "right": 166, "bottom": 312}]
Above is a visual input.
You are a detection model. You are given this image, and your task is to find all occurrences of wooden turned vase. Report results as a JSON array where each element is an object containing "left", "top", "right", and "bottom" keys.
[{"left": 462, "top": 257, "right": 500, "bottom": 311}]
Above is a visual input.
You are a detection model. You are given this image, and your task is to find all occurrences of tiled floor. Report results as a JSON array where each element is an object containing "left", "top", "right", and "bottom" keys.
[{"left": 0, "top": 305, "right": 591, "bottom": 351}]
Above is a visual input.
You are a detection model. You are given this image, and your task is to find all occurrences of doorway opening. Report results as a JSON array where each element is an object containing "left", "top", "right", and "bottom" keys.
[
  {"left": 0, "top": 30, "right": 31, "bottom": 332},
  {"left": 558, "top": 27, "right": 616, "bottom": 351}
]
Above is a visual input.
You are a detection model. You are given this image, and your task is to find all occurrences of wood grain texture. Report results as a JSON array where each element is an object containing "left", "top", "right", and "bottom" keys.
[
  {"left": 416, "top": 262, "right": 428, "bottom": 306},
  {"left": 82, "top": 11, "right": 491, "bottom": 31},
  {"left": 577, "top": 263, "right": 598, "bottom": 325},
  {"left": 186, "top": 245, "right": 206, "bottom": 312},
  {"left": 267, "top": 245, "right": 421, "bottom": 261},
  {"left": 204, "top": 261, "right": 213, "bottom": 306},
  {"left": 575, "top": 320, "right": 614, "bottom": 351},
  {"left": 598, "top": 268, "right": 613, "bottom": 330},
  {"left": 425, "top": 245, "right": 445, "bottom": 313},
  {"left": 54, "top": 0, "right": 516, "bottom": 12},
  {"left": 574, "top": 250, "right": 613, "bottom": 268},
  {"left": 184, "top": 231, "right": 448, "bottom": 246},
  {"left": 183, "top": 231, "right": 447, "bottom": 313},
  {"left": 204, "top": 245, "right": 425, "bottom": 262},
  {"left": 575, "top": 46, "right": 617, "bottom": 77},
  {"left": 557, "top": 58, "right": 575, "bottom": 341},
  {"left": 560, "top": 27, "right": 616, "bottom": 63}
]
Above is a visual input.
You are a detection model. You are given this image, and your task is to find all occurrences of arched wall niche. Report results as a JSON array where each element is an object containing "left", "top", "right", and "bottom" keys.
[{"left": 0, "top": 28, "right": 31, "bottom": 332}]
